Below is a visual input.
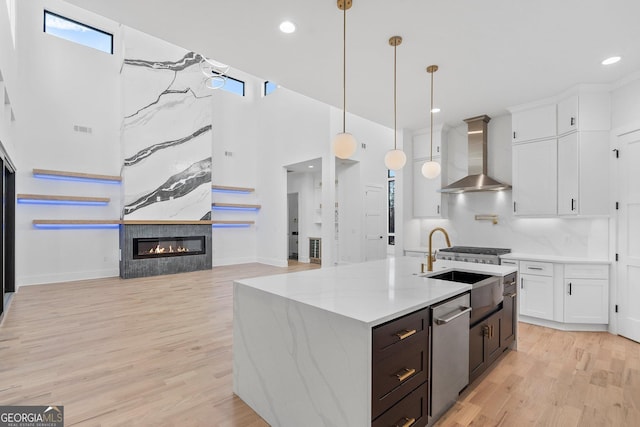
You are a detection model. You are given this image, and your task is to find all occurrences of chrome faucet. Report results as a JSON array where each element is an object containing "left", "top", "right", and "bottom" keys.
[{"left": 427, "top": 227, "right": 452, "bottom": 272}]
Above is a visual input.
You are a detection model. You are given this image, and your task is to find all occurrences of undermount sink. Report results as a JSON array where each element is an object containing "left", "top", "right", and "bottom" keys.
[{"left": 426, "top": 270, "right": 492, "bottom": 285}]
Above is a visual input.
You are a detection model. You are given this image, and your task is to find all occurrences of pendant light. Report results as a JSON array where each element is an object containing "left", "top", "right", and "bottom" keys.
[
  {"left": 422, "top": 65, "right": 441, "bottom": 179},
  {"left": 333, "top": 0, "right": 357, "bottom": 159},
  {"left": 384, "top": 36, "right": 407, "bottom": 171}
]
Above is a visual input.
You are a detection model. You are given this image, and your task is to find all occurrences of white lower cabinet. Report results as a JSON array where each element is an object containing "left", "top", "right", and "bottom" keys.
[
  {"left": 563, "top": 264, "right": 609, "bottom": 324},
  {"left": 519, "top": 261, "right": 554, "bottom": 321},
  {"left": 513, "top": 259, "right": 610, "bottom": 329}
]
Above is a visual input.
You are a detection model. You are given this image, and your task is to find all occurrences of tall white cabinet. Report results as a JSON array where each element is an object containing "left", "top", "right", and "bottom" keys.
[
  {"left": 412, "top": 126, "right": 447, "bottom": 218},
  {"left": 509, "top": 87, "right": 611, "bottom": 217}
]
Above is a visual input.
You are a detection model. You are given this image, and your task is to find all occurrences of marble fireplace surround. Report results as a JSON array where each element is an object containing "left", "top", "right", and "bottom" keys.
[{"left": 119, "top": 222, "right": 212, "bottom": 279}]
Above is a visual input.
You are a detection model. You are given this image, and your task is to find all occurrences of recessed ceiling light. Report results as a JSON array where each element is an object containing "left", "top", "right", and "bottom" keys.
[
  {"left": 308, "top": 165, "right": 314, "bottom": 168},
  {"left": 601, "top": 56, "right": 621, "bottom": 65},
  {"left": 279, "top": 21, "right": 296, "bottom": 34},
  {"left": 431, "top": 107, "right": 441, "bottom": 113}
]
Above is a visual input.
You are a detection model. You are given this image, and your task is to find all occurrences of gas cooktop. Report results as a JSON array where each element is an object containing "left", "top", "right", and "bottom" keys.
[
  {"left": 436, "top": 246, "right": 511, "bottom": 265},
  {"left": 439, "top": 246, "right": 511, "bottom": 256}
]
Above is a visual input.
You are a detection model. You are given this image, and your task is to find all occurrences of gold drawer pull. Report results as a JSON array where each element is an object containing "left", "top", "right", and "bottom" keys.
[
  {"left": 393, "top": 417, "right": 416, "bottom": 427},
  {"left": 395, "top": 329, "right": 417, "bottom": 340},
  {"left": 395, "top": 367, "right": 416, "bottom": 382}
]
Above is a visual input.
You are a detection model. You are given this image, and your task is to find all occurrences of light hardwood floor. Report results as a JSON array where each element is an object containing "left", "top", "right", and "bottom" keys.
[{"left": 1, "top": 263, "right": 639, "bottom": 426}]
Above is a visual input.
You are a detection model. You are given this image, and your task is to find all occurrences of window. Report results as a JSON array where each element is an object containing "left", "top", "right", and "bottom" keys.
[
  {"left": 44, "top": 10, "right": 113, "bottom": 54},
  {"left": 264, "top": 81, "right": 277, "bottom": 96},
  {"left": 221, "top": 76, "right": 245, "bottom": 96},
  {"left": 387, "top": 171, "right": 395, "bottom": 245}
]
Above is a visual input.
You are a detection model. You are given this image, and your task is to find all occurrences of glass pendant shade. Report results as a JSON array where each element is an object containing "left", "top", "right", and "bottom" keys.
[
  {"left": 422, "top": 160, "right": 441, "bottom": 179},
  {"left": 333, "top": 132, "right": 357, "bottom": 159},
  {"left": 385, "top": 149, "right": 407, "bottom": 170}
]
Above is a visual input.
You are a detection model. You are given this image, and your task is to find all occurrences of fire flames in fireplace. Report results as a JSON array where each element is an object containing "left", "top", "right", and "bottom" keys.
[
  {"left": 148, "top": 244, "right": 190, "bottom": 254},
  {"left": 133, "top": 236, "right": 205, "bottom": 259}
]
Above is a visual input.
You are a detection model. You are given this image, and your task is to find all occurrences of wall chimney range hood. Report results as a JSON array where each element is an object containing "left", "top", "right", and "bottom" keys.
[{"left": 439, "top": 115, "right": 511, "bottom": 193}]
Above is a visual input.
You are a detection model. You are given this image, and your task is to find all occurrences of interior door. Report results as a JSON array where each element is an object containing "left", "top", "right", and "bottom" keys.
[
  {"left": 618, "top": 130, "right": 640, "bottom": 343},
  {"left": 365, "top": 185, "right": 385, "bottom": 261},
  {"left": 287, "top": 193, "right": 299, "bottom": 260}
]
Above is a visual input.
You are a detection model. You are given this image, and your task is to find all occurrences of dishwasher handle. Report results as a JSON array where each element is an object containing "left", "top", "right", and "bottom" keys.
[{"left": 434, "top": 306, "right": 472, "bottom": 325}]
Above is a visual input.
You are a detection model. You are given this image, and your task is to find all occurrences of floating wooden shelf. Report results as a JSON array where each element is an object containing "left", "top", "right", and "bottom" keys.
[
  {"left": 122, "top": 220, "right": 214, "bottom": 225},
  {"left": 33, "top": 219, "right": 121, "bottom": 225},
  {"left": 212, "top": 220, "right": 255, "bottom": 225},
  {"left": 18, "top": 194, "right": 110, "bottom": 203},
  {"left": 33, "top": 168, "right": 122, "bottom": 182},
  {"left": 212, "top": 185, "right": 255, "bottom": 193},
  {"left": 212, "top": 203, "right": 261, "bottom": 209}
]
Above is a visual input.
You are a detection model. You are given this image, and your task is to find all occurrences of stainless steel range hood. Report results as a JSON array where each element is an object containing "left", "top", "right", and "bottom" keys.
[{"left": 440, "top": 115, "right": 511, "bottom": 193}]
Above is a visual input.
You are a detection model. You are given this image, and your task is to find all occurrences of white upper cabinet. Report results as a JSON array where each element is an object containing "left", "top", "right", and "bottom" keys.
[
  {"left": 511, "top": 104, "right": 556, "bottom": 143},
  {"left": 510, "top": 86, "right": 611, "bottom": 217},
  {"left": 557, "top": 133, "right": 579, "bottom": 215},
  {"left": 557, "top": 131, "right": 610, "bottom": 216},
  {"left": 413, "top": 160, "right": 444, "bottom": 218},
  {"left": 412, "top": 127, "right": 443, "bottom": 159},
  {"left": 512, "top": 138, "right": 557, "bottom": 216},
  {"left": 411, "top": 126, "right": 446, "bottom": 218},
  {"left": 557, "top": 92, "right": 611, "bottom": 136}
]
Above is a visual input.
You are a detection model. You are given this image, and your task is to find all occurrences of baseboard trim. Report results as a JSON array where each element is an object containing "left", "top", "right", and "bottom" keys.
[{"left": 519, "top": 315, "right": 609, "bottom": 332}]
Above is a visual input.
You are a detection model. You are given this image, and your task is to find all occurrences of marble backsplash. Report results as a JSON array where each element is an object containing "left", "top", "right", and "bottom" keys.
[{"left": 411, "top": 191, "right": 610, "bottom": 260}]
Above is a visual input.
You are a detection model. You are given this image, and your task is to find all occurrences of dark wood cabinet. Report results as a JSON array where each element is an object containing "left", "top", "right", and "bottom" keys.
[
  {"left": 372, "top": 307, "right": 430, "bottom": 424},
  {"left": 371, "top": 382, "right": 429, "bottom": 427},
  {"left": 469, "top": 309, "right": 502, "bottom": 384},
  {"left": 501, "top": 276, "right": 518, "bottom": 349}
]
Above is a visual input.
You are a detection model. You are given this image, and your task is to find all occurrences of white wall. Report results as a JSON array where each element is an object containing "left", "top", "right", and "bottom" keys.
[
  {"left": 15, "top": 0, "right": 122, "bottom": 286},
  {"left": 0, "top": 0, "right": 19, "bottom": 163},
  {"left": 611, "top": 74, "right": 640, "bottom": 132}
]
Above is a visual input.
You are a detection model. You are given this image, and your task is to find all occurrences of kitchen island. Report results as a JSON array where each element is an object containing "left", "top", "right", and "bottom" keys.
[{"left": 233, "top": 257, "right": 517, "bottom": 426}]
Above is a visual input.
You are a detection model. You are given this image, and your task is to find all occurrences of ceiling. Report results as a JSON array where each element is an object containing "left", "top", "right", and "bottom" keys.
[{"left": 65, "top": 0, "right": 640, "bottom": 131}]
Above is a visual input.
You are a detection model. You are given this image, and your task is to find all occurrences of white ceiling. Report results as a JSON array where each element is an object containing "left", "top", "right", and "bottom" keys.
[{"left": 65, "top": 0, "right": 640, "bottom": 131}]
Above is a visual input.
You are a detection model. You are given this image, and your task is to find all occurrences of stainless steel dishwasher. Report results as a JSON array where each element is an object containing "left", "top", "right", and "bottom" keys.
[{"left": 430, "top": 292, "right": 471, "bottom": 423}]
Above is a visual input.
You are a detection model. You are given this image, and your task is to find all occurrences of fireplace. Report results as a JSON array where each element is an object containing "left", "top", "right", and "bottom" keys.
[
  {"left": 120, "top": 224, "right": 212, "bottom": 279},
  {"left": 133, "top": 236, "right": 205, "bottom": 259}
]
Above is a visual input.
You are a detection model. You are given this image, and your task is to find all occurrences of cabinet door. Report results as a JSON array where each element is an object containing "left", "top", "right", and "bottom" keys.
[
  {"left": 413, "top": 160, "right": 443, "bottom": 218},
  {"left": 513, "top": 139, "right": 557, "bottom": 216},
  {"left": 485, "top": 312, "right": 502, "bottom": 365},
  {"left": 512, "top": 104, "right": 556, "bottom": 143},
  {"left": 413, "top": 131, "right": 442, "bottom": 159},
  {"left": 520, "top": 274, "right": 554, "bottom": 320},
  {"left": 557, "top": 95, "right": 579, "bottom": 135},
  {"left": 501, "top": 285, "right": 517, "bottom": 349},
  {"left": 578, "top": 131, "right": 610, "bottom": 216},
  {"left": 564, "top": 279, "right": 609, "bottom": 324},
  {"left": 469, "top": 320, "right": 488, "bottom": 383},
  {"left": 557, "top": 132, "right": 579, "bottom": 215}
]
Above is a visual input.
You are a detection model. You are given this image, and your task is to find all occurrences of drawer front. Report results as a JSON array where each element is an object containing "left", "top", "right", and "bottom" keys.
[
  {"left": 372, "top": 382, "right": 429, "bottom": 427},
  {"left": 373, "top": 307, "right": 430, "bottom": 359},
  {"left": 520, "top": 260, "right": 553, "bottom": 276},
  {"left": 372, "top": 339, "right": 428, "bottom": 418},
  {"left": 500, "top": 259, "right": 519, "bottom": 267},
  {"left": 564, "top": 263, "right": 608, "bottom": 279}
]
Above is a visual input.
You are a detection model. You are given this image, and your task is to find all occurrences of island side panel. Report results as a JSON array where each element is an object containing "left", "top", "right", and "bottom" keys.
[{"left": 233, "top": 281, "right": 371, "bottom": 426}]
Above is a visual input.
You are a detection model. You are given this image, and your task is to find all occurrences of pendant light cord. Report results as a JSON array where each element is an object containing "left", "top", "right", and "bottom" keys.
[
  {"left": 393, "top": 43, "right": 397, "bottom": 150},
  {"left": 430, "top": 69, "right": 434, "bottom": 161},
  {"left": 342, "top": 5, "right": 346, "bottom": 134}
]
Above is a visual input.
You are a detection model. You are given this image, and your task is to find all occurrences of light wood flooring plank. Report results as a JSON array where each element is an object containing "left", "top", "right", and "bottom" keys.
[{"left": 1, "top": 262, "right": 639, "bottom": 426}]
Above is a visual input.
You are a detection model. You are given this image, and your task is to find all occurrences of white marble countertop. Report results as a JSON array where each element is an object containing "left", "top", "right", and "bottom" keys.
[
  {"left": 501, "top": 253, "right": 611, "bottom": 264},
  {"left": 234, "top": 257, "right": 517, "bottom": 327}
]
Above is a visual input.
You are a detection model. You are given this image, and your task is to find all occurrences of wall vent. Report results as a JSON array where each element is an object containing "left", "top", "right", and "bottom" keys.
[{"left": 73, "top": 125, "right": 93, "bottom": 134}]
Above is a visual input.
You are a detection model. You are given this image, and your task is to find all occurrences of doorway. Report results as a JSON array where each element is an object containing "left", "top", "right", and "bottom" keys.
[
  {"left": 616, "top": 129, "right": 640, "bottom": 343},
  {"left": 285, "top": 158, "right": 322, "bottom": 264},
  {"left": 364, "top": 185, "right": 386, "bottom": 261},
  {"left": 0, "top": 146, "right": 16, "bottom": 319},
  {"left": 287, "top": 193, "right": 299, "bottom": 260}
]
